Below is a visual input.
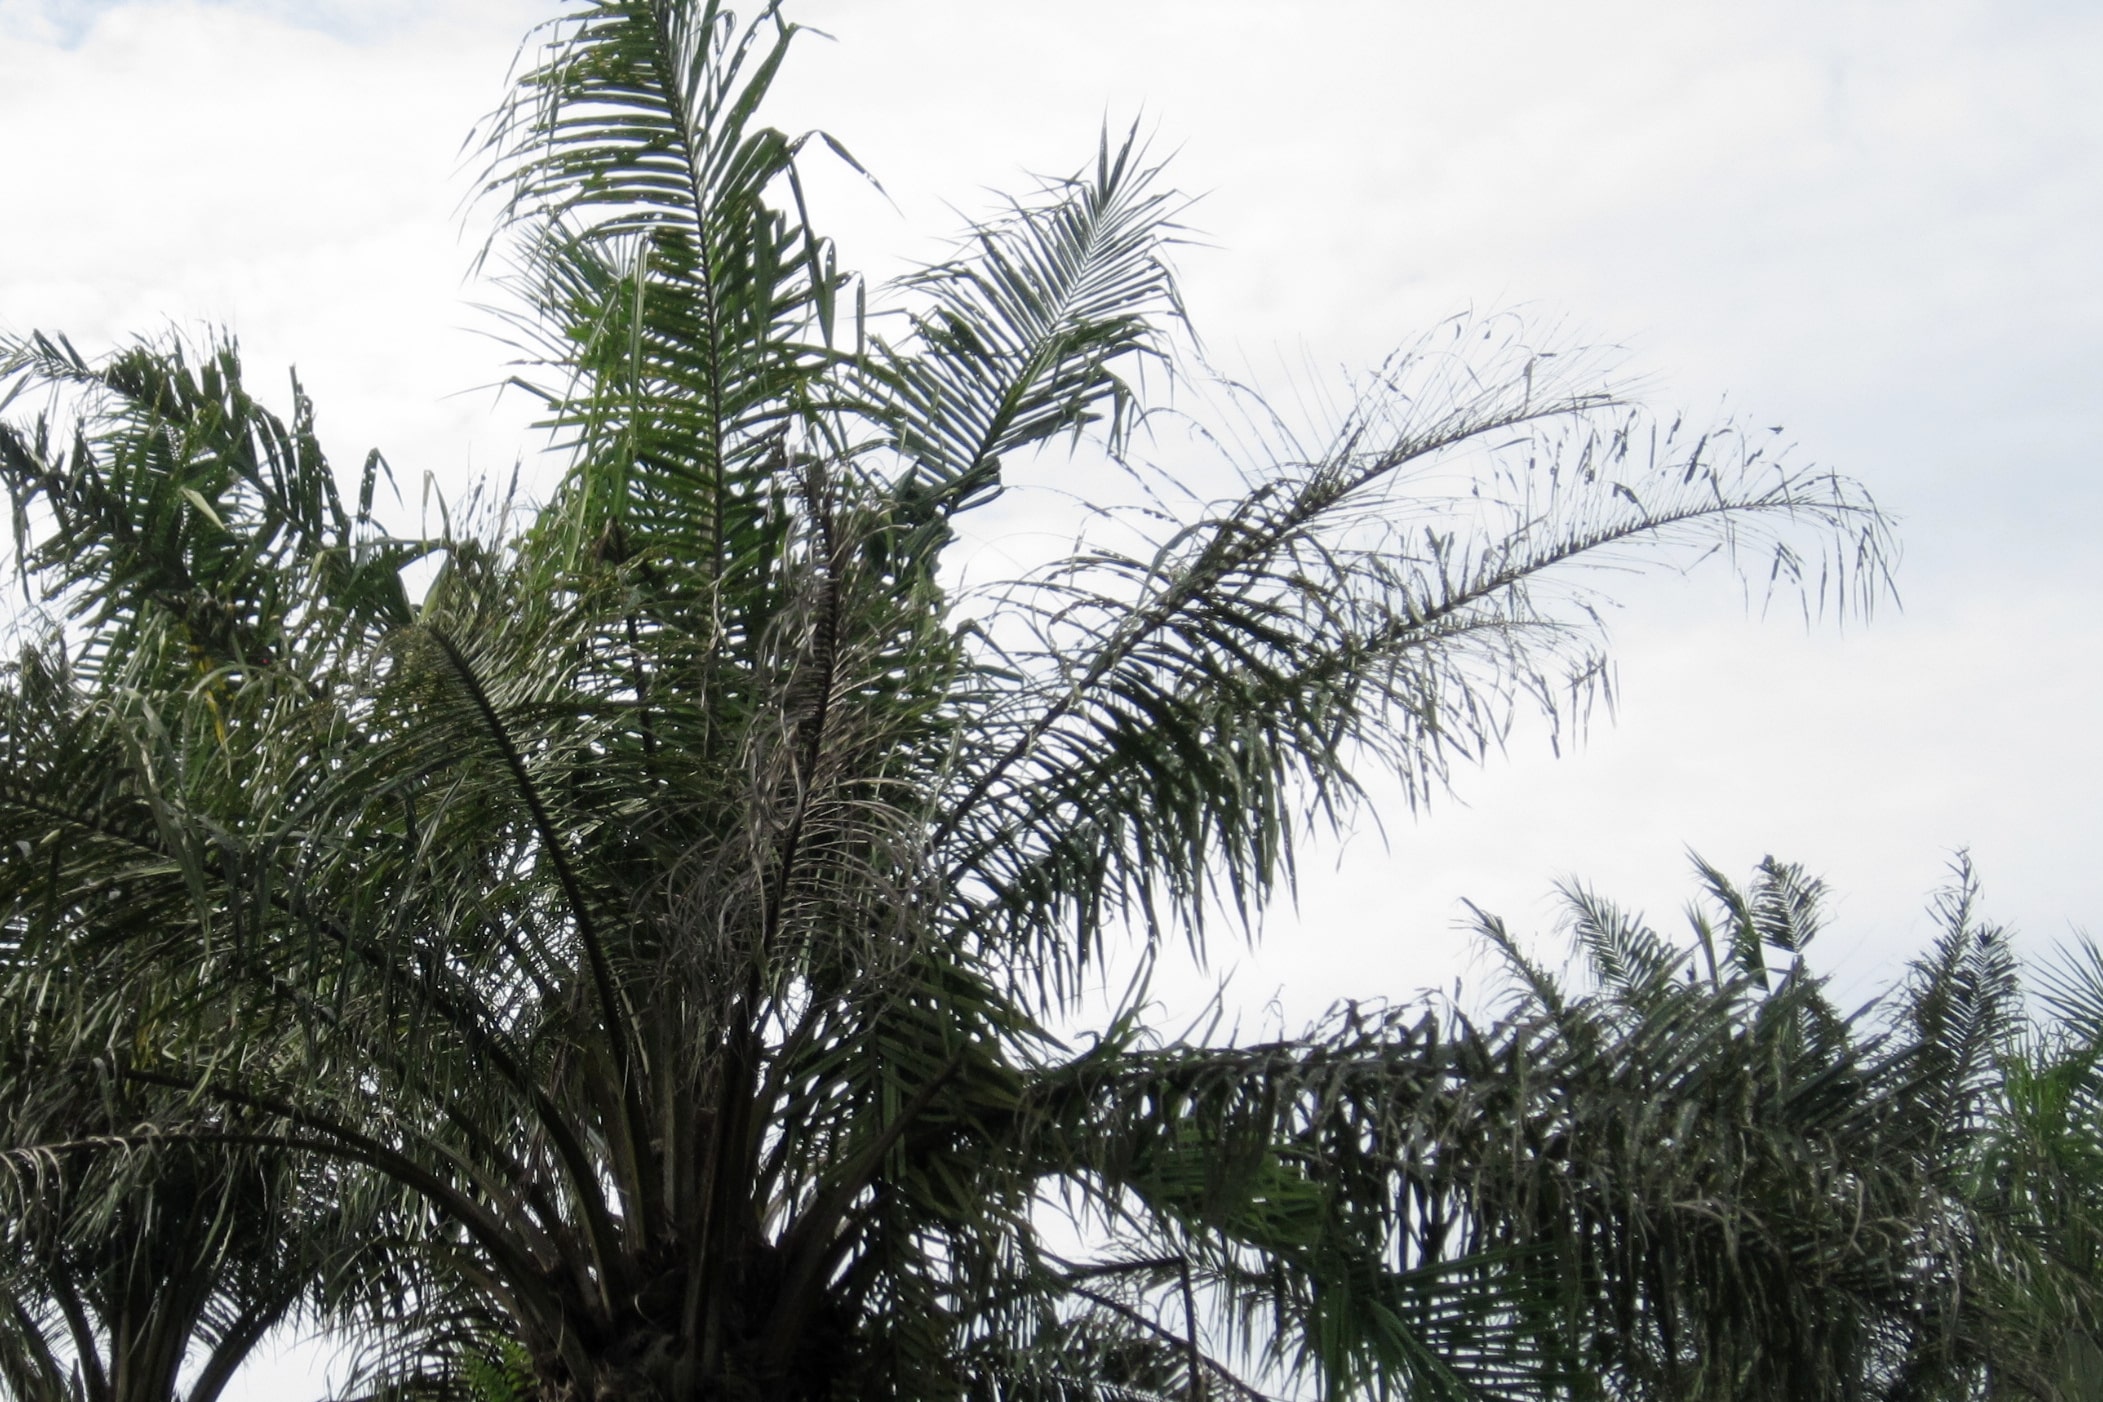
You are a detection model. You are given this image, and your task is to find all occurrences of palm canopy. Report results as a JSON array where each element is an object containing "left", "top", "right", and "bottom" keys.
[
  {"left": 0, "top": 2, "right": 1894, "bottom": 1399},
  {"left": 1976, "top": 930, "right": 2103, "bottom": 1400},
  {"left": 1469, "top": 856, "right": 2036, "bottom": 1401},
  {"left": 0, "top": 1093, "right": 337, "bottom": 1402}
]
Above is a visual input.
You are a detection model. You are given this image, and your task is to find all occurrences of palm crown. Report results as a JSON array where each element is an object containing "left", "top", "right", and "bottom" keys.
[{"left": 0, "top": 3, "right": 1913, "bottom": 1399}]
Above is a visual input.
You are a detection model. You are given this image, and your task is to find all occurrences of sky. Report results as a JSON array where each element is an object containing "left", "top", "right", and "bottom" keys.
[{"left": 2, "top": 0, "right": 2099, "bottom": 1394}]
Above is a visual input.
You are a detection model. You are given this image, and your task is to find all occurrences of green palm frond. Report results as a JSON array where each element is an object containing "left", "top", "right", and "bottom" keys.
[
  {"left": 1555, "top": 882, "right": 1686, "bottom": 1013},
  {"left": 0, "top": 330, "right": 417, "bottom": 686},
  {"left": 937, "top": 336, "right": 1888, "bottom": 995},
  {"left": 868, "top": 125, "right": 1185, "bottom": 570},
  {"left": 476, "top": 0, "right": 847, "bottom": 581},
  {"left": 1898, "top": 854, "right": 2022, "bottom": 1148},
  {"left": 1012, "top": 1003, "right": 1574, "bottom": 1401}
]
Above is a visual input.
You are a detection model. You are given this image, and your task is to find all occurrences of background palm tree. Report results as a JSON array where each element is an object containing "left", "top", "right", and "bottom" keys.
[
  {"left": 0, "top": 2, "right": 1897, "bottom": 1398},
  {"left": 1973, "top": 938, "right": 2103, "bottom": 1400},
  {"left": 0, "top": 1129, "right": 323, "bottom": 1402},
  {"left": 0, "top": 341, "right": 449, "bottom": 1402},
  {"left": 1469, "top": 856, "right": 2038, "bottom": 1400}
]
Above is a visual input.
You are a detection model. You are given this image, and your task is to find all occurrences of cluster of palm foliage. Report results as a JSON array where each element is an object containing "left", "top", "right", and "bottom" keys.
[
  {"left": 1473, "top": 857, "right": 2103, "bottom": 1401},
  {"left": 0, "top": 1, "right": 2093, "bottom": 1399}
]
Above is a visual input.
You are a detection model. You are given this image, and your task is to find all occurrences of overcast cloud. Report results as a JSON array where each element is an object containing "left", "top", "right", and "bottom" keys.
[{"left": 2, "top": 2, "right": 2098, "bottom": 1392}]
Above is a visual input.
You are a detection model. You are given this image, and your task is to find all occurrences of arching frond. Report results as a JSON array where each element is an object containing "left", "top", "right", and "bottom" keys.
[{"left": 936, "top": 332, "right": 1890, "bottom": 997}]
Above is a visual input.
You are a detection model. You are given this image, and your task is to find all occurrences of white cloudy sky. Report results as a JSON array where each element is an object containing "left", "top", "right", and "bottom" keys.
[{"left": 2, "top": 0, "right": 2099, "bottom": 1392}]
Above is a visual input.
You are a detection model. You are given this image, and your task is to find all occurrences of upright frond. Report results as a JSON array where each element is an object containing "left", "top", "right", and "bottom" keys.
[{"left": 870, "top": 126, "right": 1186, "bottom": 573}]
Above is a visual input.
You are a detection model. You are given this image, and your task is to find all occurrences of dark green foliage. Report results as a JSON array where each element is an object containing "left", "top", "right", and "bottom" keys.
[
  {"left": 1464, "top": 855, "right": 2103, "bottom": 1401},
  {"left": 1471, "top": 858, "right": 2020, "bottom": 1400}
]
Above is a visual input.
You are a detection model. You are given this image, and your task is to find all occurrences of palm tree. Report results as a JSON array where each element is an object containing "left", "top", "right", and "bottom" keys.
[
  {"left": 1975, "top": 931, "right": 2103, "bottom": 1400},
  {"left": 0, "top": 1127, "right": 322, "bottom": 1402},
  {"left": 0, "top": 350, "right": 447, "bottom": 1402},
  {"left": 1469, "top": 855, "right": 2059, "bottom": 1401},
  {"left": 0, "top": 2, "right": 1893, "bottom": 1398}
]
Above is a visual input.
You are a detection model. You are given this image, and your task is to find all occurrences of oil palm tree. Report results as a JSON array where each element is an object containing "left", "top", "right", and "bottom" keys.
[
  {"left": 1975, "top": 934, "right": 2103, "bottom": 1400},
  {"left": 0, "top": 2, "right": 1894, "bottom": 1398},
  {"left": 0, "top": 349, "right": 447, "bottom": 1402},
  {"left": 0, "top": 1126, "right": 325, "bottom": 1402},
  {"left": 1470, "top": 856, "right": 2046, "bottom": 1400}
]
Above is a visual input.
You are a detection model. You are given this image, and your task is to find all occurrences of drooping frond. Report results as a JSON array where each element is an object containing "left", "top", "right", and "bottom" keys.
[
  {"left": 936, "top": 327, "right": 1892, "bottom": 997},
  {"left": 1016, "top": 1002, "right": 1576, "bottom": 1401}
]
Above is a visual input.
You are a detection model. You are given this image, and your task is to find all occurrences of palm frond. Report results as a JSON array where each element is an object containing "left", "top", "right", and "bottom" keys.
[
  {"left": 868, "top": 125, "right": 1186, "bottom": 573},
  {"left": 476, "top": 0, "right": 846, "bottom": 583},
  {"left": 0, "top": 331, "right": 418, "bottom": 690},
  {"left": 1015, "top": 1002, "right": 1576, "bottom": 1401},
  {"left": 938, "top": 328, "right": 1891, "bottom": 996}
]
